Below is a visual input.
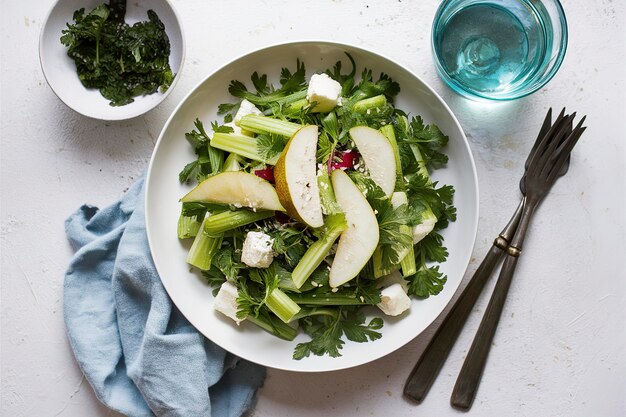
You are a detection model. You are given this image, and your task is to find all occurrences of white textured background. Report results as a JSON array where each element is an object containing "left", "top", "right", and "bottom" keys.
[{"left": 1, "top": 0, "right": 625, "bottom": 416}]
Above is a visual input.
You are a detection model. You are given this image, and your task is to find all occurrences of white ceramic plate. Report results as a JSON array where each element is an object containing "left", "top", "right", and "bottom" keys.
[
  {"left": 39, "top": 0, "right": 185, "bottom": 120},
  {"left": 145, "top": 41, "right": 478, "bottom": 372}
]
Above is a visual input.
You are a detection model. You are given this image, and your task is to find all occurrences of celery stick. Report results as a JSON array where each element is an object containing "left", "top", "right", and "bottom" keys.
[
  {"left": 284, "top": 98, "right": 309, "bottom": 114},
  {"left": 409, "top": 144, "right": 438, "bottom": 244},
  {"left": 211, "top": 133, "right": 278, "bottom": 165},
  {"left": 353, "top": 94, "right": 387, "bottom": 114},
  {"left": 410, "top": 144, "right": 431, "bottom": 184},
  {"left": 380, "top": 124, "right": 404, "bottom": 191},
  {"left": 372, "top": 250, "right": 399, "bottom": 278},
  {"left": 223, "top": 153, "right": 243, "bottom": 172},
  {"left": 186, "top": 216, "right": 223, "bottom": 270},
  {"left": 400, "top": 240, "right": 417, "bottom": 277},
  {"left": 177, "top": 213, "right": 202, "bottom": 239},
  {"left": 277, "top": 274, "right": 300, "bottom": 293},
  {"left": 266, "top": 288, "right": 301, "bottom": 323},
  {"left": 209, "top": 147, "right": 224, "bottom": 174},
  {"left": 275, "top": 90, "right": 307, "bottom": 106},
  {"left": 239, "top": 114, "right": 301, "bottom": 138},
  {"left": 203, "top": 210, "right": 274, "bottom": 235},
  {"left": 246, "top": 314, "right": 297, "bottom": 341},
  {"left": 289, "top": 293, "right": 370, "bottom": 306},
  {"left": 317, "top": 170, "right": 342, "bottom": 215},
  {"left": 291, "top": 307, "right": 338, "bottom": 321},
  {"left": 390, "top": 191, "right": 416, "bottom": 276},
  {"left": 292, "top": 214, "right": 347, "bottom": 289}
]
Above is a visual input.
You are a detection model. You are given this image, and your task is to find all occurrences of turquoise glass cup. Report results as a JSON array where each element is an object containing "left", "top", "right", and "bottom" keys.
[{"left": 432, "top": 0, "right": 567, "bottom": 101}]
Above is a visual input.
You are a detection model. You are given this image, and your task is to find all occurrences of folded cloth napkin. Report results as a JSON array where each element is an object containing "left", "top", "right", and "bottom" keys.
[{"left": 64, "top": 178, "right": 266, "bottom": 417}]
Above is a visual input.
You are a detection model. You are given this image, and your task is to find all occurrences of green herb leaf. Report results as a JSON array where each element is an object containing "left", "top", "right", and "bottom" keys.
[
  {"left": 61, "top": 5, "right": 174, "bottom": 106},
  {"left": 406, "top": 265, "right": 447, "bottom": 298},
  {"left": 293, "top": 307, "right": 383, "bottom": 359}
]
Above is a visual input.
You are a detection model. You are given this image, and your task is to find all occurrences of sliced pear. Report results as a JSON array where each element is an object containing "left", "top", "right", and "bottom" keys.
[
  {"left": 274, "top": 125, "right": 324, "bottom": 228},
  {"left": 349, "top": 126, "right": 397, "bottom": 196},
  {"left": 329, "top": 169, "right": 379, "bottom": 288},
  {"left": 181, "top": 171, "right": 284, "bottom": 211}
]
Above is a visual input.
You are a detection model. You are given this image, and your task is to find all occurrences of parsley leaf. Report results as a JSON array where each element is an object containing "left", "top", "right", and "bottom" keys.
[
  {"left": 179, "top": 119, "right": 226, "bottom": 183},
  {"left": 256, "top": 133, "right": 287, "bottom": 165},
  {"left": 237, "top": 265, "right": 280, "bottom": 319},
  {"left": 293, "top": 307, "right": 383, "bottom": 359},
  {"left": 406, "top": 265, "right": 447, "bottom": 298},
  {"left": 405, "top": 174, "right": 456, "bottom": 227},
  {"left": 212, "top": 247, "right": 244, "bottom": 282},
  {"left": 325, "top": 53, "right": 357, "bottom": 96},
  {"left": 226, "top": 60, "right": 307, "bottom": 108},
  {"left": 398, "top": 116, "right": 450, "bottom": 169},
  {"left": 267, "top": 226, "right": 311, "bottom": 269}
]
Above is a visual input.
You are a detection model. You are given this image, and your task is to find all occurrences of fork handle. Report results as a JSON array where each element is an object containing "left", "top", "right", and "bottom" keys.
[
  {"left": 403, "top": 244, "right": 504, "bottom": 403},
  {"left": 450, "top": 254, "right": 520, "bottom": 410},
  {"left": 450, "top": 200, "right": 537, "bottom": 410},
  {"left": 403, "top": 199, "right": 524, "bottom": 403}
]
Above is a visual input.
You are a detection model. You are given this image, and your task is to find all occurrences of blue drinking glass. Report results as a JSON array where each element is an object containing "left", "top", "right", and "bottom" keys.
[{"left": 432, "top": 0, "right": 567, "bottom": 100}]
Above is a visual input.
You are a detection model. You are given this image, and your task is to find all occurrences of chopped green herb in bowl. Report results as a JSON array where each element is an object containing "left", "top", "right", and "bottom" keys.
[{"left": 60, "top": 2, "right": 174, "bottom": 106}]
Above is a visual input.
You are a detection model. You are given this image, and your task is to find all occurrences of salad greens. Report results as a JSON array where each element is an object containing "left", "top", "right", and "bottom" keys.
[
  {"left": 177, "top": 55, "right": 456, "bottom": 359},
  {"left": 60, "top": 2, "right": 174, "bottom": 106}
]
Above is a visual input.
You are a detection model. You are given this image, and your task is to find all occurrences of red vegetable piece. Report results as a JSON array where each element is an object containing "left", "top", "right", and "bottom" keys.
[
  {"left": 331, "top": 150, "right": 360, "bottom": 171},
  {"left": 254, "top": 167, "right": 275, "bottom": 183}
]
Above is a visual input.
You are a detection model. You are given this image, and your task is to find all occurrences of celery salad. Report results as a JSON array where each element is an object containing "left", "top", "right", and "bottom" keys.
[{"left": 177, "top": 55, "right": 456, "bottom": 360}]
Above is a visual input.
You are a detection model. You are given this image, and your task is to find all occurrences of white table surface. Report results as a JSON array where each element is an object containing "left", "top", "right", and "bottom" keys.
[{"left": 2, "top": 0, "right": 625, "bottom": 416}]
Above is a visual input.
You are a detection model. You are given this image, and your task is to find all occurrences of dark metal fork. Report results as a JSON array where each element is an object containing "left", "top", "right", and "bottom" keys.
[
  {"left": 450, "top": 113, "right": 587, "bottom": 410},
  {"left": 403, "top": 108, "right": 569, "bottom": 404}
]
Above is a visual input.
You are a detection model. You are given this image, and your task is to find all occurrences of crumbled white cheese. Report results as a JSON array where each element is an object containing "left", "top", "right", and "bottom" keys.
[
  {"left": 412, "top": 216, "right": 437, "bottom": 244},
  {"left": 377, "top": 283, "right": 411, "bottom": 316},
  {"left": 306, "top": 73, "right": 342, "bottom": 112},
  {"left": 214, "top": 281, "right": 243, "bottom": 324},
  {"left": 234, "top": 99, "right": 263, "bottom": 125},
  {"left": 241, "top": 231, "right": 274, "bottom": 268},
  {"left": 378, "top": 270, "right": 409, "bottom": 292}
]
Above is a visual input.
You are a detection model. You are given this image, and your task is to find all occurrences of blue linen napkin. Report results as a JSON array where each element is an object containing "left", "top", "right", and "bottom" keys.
[{"left": 64, "top": 178, "right": 266, "bottom": 417}]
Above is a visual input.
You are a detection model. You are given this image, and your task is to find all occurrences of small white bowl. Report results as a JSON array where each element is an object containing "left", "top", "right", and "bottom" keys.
[{"left": 39, "top": 0, "right": 185, "bottom": 121}]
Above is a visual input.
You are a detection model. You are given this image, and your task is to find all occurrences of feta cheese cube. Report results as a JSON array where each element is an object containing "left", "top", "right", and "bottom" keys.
[
  {"left": 412, "top": 216, "right": 437, "bottom": 244},
  {"left": 377, "top": 283, "right": 411, "bottom": 316},
  {"left": 306, "top": 73, "right": 342, "bottom": 112},
  {"left": 234, "top": 99, "right": 263, "bottom": 125},
  {"left": 241, "top": 231, "right": 274, "bottom": 268},
  {"left": 214, "top": 281, "right": 243, "bottom": 324},
  {"left": 378, "top": 270, "right": 409, "bottom": 293}
]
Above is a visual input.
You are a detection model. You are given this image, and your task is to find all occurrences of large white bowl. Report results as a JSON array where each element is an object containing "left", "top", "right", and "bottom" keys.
[
  {"left": 39, "top": 0, "right": 185, "bottom": 120},
  {"left": 145, "top": 41, "right": 479, "bottom": 372}
]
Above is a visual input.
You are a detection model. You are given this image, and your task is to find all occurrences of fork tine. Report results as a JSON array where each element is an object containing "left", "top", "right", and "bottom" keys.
[
  {"left": 525, "top": 108, "right": 553, "bottom": 170},
  {"left": 546, "top": 117, "right": 586, "bottom": 178},
  {"left": 526, "top": 110, "right": 569, "bottom": 171},
  {"left": 547, "top": 122, "right": 586, "bottom": 183},
  {"left": 554, "top": 115, "right": 584, "bottom": 154},
  {"left": 527, "top": 113, "right": 571, "bottom": 174},
  {"left": 539, "top": 115, "right": 575, "bottom": 176}
]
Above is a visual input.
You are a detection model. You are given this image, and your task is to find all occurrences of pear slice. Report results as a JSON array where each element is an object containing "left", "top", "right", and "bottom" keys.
[
  {"left": 274, "top": 125, "right": 324, "bottom": 228},
  {"left": 329, "top": 169, "right": 379, "bottom": 288},
  {"left": 349, "top": 126, "right": 397, "bottom": 196},
  {"left": 181, "top": 171, "right": 284, "bottom": 211}
]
